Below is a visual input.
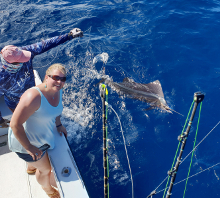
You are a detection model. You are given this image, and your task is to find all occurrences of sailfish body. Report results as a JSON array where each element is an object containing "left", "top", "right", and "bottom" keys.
[{"left": 104, "top": 77, "right": 172, "bottom": 113}]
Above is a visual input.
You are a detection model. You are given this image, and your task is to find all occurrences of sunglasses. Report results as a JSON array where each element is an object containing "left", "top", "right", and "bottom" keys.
[{"left": 48, "top": 75, "right": 66, "bottom": 82}]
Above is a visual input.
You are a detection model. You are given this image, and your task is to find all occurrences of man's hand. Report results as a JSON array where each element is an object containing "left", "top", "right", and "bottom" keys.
[{"left": 69, "top": 28, "right": 83, "bottom": 38}]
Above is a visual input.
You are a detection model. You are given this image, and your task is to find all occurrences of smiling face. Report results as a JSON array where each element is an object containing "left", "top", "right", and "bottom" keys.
[{"left": 45, "top": 69, "right": 66, "bottom": 92}]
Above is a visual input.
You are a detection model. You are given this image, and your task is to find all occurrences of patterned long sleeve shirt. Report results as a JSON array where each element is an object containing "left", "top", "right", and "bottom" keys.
[{"left": 0, "top": 33, "right": 72, "bottom": 106}]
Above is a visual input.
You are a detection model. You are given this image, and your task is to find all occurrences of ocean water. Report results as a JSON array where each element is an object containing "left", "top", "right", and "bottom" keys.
[{"left": 1, "top": 0, "right": 220, "bottom": 197}]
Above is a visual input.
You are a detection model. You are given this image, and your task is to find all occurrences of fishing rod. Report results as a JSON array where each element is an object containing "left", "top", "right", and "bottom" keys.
[
  {"left": 147, "top": 92, "right": 204, "bottom": 198},
  {"left": 98, "top": 65, "right": 134, "bottom": 198},
  {"left": 100, "top": 83, "right": 109, "bottom": 198},
  {"left": 165, "top": 92, "right": 204, "bottom": 198}
]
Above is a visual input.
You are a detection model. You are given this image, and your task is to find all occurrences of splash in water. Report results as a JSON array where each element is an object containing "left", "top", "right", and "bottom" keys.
[{"left": 93, "top": 52, "right": 109, "bottom": 65}]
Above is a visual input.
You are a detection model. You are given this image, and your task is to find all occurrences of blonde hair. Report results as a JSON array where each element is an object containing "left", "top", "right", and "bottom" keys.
[
  {"left": 46, "top": 63, "right": 66, "bottom": 76},
  {"left": 43, "top": 63, "right": 66, "bottom": 82}
]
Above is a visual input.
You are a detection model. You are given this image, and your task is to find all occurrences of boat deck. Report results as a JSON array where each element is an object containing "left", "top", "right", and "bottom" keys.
[{"left": 0, "top": 134, "right": 48, "bottom": 198}]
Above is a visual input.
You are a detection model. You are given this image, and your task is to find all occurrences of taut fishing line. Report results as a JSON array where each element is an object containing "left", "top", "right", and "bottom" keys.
[
  {"left": 35, "top": 26, "right": 92, "bottom": 70},
  {"left": 147, "top": 120, "right": 220, "bottom": 197},
  {"left": 180, "top": 120, "right": 220, "bottom": 165},
  {"left": 34, "top": 25, "right": 69, "bottom": 69},
  {"left": 154, "top": 161, "right": 220, "bottom": 195}
]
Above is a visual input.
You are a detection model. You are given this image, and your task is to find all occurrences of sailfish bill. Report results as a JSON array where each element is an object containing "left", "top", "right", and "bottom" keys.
[{"left": 102, "top": 77, "right": 181, "bottom": 115}]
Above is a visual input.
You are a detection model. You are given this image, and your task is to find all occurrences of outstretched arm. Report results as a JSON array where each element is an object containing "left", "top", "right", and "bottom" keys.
[{"left": 21, "top": 28, "right": 83, "bottom": 57}]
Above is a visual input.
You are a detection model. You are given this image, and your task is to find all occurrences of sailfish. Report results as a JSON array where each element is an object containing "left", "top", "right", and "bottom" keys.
[{"left": 102, "top": 77, "right": 182, "bottom": 115}]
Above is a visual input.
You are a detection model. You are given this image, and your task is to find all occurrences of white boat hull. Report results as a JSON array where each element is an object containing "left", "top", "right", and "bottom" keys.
[{"left": 48, "top": 126, "right": 90, "bottom": 198}]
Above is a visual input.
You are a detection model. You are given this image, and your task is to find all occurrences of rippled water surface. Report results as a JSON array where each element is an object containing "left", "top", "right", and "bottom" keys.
[{"left": 1, "top": 0, "right": 220, "bottom": 197}]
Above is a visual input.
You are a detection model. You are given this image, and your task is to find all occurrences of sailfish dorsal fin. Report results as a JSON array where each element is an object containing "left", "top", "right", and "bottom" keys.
[{"left": 143, "top": 80, "right": 164, "bottom": 98}]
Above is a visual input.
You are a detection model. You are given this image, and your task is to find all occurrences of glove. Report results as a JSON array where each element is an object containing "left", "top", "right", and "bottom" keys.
[{"left": 69, "top": 28, "right": 83, "bottom": 38}]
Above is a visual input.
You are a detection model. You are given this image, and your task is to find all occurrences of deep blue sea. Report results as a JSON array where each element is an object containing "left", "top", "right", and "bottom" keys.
[{"left": 1, "top": 0, "right": 220, "bottom": 197}]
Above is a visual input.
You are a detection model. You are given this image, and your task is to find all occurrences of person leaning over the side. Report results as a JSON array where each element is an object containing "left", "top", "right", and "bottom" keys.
[
  {"left": 8, "top": 63, "right": 67, "bottom": 198},
  {"left": 0, "top": 28, "right": 83, "bottom": 128}
]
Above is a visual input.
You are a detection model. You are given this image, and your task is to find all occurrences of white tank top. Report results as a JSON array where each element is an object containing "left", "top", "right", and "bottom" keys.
[{"left": 8, "top": 87, "right": 63, "bottom": 153}]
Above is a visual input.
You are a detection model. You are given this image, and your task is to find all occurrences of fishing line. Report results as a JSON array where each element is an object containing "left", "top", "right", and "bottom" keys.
[
  {"left": 183, "top": 102, "right": 202, "bottom": 198},
  {"left": 162, "top": 101, "right": 194, "bottom": 198},
  {"left": 34, "top": 26, "right": 70, "bottom": 69},
  {"left": 99, "top": 53, "right": 183, "bottom": 116},
  {"left": 108, "top": 58, "right": 139, "bottom": 82},
  {"left": 153, "top": 161, "right": 220, "bottom": 195},
  {"left": 174, "top": 161, "right": 220, "bottom": 185},
  {"left": 35, "top": 25, "right": 92, "bottom": 70},
  {"left": 86, "top": 27, "right": 181, "bottom": 117},
  {"left": 85, "top": 27, "right": 138, "bottom": 82},
  {"left": 180, "top": 120, "right": 220, "bottom": 165},
  {"left": 153, "top": 176, "right": 169, "bottom": 193},
  {"left": 108, "top": 104, "right": 134, "bottom": 198},
  {"left": 83, "top": 26, "right": 92, "bottom": 50},
  {"left": 147, "top": 119, "right": 220, "bottom": 197}
]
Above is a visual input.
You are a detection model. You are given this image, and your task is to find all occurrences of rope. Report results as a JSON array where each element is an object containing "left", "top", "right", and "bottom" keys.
[
  {"left": 109, "top": 104, "right": 134, "bottom": 198},
  {"left": 183, "top": 102, "right": 202, "bottom": 197}
]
